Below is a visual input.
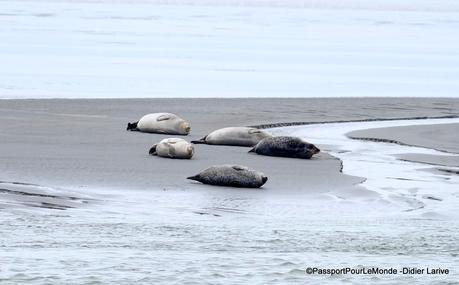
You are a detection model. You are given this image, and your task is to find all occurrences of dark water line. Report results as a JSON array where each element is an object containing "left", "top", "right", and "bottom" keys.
[
  {"left": 249, "top": 115, "right": 459, "bottom": 129},
  {"left": 347, "top": 136, "right": 458, "bottom": 155}
]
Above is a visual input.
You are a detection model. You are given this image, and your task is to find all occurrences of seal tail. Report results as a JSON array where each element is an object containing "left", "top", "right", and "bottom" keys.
[
  {"left": 248, "top": 148, "right": 255, "bottom": 153},
  {"left": 187, "top": 175, "right": 200, "bottom": 181},
  {"left": 262, "top": 176, "right": 268, "bottom": 184},
  {"left": 149, "top": 144, "right": 157, "bottom": 156},
  {"left": 127, "top": 121, "right": 138, "bottom": 131},
  {"left": 191, "top": 136, "right": 207, "bottom": 144}
]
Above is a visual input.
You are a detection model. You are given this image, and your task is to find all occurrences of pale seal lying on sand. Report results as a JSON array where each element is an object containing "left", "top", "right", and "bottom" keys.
[
  {"left": 249, "top": 136, "right": 320, "bottom": 159},
  {"left": 149, "top": 138, "right": 194, "bottom": 159},
  {"left": 187, "top": 165, "right": 268, "bottom": 188},
  {"left": 127, "top": 113, "right": 191, "bottom": 135},
  {"left": 192, "top": 127, "right": 272, "bottom": 146}
]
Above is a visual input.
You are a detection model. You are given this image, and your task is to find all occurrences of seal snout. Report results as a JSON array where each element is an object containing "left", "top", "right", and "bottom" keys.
[
  {"left": 187, "top": 145, "right": 194, "bottom": 156},
  {"left": 181, "top": 122, "right": 191, "bottom": 135},
  {"left": 313, "top": 146, "right": 320, "bottom": 154},
  {"left": 149, "top": 146, "right": 156, "bottom": 155}
]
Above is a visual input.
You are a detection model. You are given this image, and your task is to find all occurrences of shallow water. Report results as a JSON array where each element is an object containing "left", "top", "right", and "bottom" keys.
[
  {"left": 1, "top": 119, "right": 458, "bottom": 284},
  {"left": 1, "top": 208, "right": 458, "bottom": 284},
  {"left": 1, "top": 0, "right": 459, "bottom": 98},
  {"left": 271, "top": 118, "right": 459, "bottom": 217}
]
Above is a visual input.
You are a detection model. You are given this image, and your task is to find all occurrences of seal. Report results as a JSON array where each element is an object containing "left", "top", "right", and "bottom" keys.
[
  {"left": 127, "top": 113, "right": 191, "bottom": 135},
  {"left": 192, "top": 127, "right": 272, "bottom": 147},
  {"left": 149, "top": 138, "right": 194, "bottom": 159},
  {"left": 249, "top": 136, "right": 320, "bottom": 159},
  {"left": 187, "top": 165, "right": 268, "bottom": 188}
]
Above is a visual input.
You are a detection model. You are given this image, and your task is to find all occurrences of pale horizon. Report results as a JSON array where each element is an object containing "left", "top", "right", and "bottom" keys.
[{"left": 1, "top": 0, "right": 458, "bottom": 99}]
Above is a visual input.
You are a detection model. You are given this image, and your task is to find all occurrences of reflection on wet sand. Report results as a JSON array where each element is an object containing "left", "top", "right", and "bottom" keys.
[{"left": 0, "top": 181, "right": 95, "bottom": 210}]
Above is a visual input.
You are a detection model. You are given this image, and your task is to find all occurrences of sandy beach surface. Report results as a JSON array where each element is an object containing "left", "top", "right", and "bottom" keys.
[
  {"left": 1, "top": 97, "right": 459, "bottom": 284},
  {"left": 0, "top": 97, "right": 458, "bottom": 192}
]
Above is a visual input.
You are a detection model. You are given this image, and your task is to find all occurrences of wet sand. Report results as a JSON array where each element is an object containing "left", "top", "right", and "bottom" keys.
[
  {"left": 396, "top": 153, "right": 459, "bottom": 167},
  {"left": 0, "top": 98, "right": 458, "bottom": 202},
  {"left": 348, "top": 122, "right": 459, "bottom": 169},
  {"left": 347, "top": 123, "right": 459, "bottom": 154}
]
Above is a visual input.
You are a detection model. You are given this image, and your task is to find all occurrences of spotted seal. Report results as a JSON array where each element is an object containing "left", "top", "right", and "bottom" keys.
[{"left": 187, "top": 165, "right": 267, "bottom": 188}]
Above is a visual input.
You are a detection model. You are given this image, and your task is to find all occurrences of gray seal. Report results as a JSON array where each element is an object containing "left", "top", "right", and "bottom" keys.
[
  {"left": 249, "top": 136, "right": 320, "bottom": 159},
  {"left": 187, "top": 165, "right": 268, "bottom": 188},
  {"left": 127, "top": 113, "right": 190, "bottom": 135},
  {"left": 192, "top": 127, "right": 272, "bottom": 147}
]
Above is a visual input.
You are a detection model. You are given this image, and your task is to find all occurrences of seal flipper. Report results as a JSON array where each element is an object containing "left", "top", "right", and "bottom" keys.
[
  {"left": 167, "top": 144, "right": 176, "bottom": 158},
  {"left": 230, "top": 181, "right": 242, "bottom": 187},
  {"left": 156, "top": 114, "right": 172, "bottom": 121},
  {"left": 232, "top": 165, "right": 245, "bottom": 171},
  {"left": 248, "top": 147, "right": 255, "bottom": 153},
  {"left": 127, "top": 121, "right": 138, "bottom": 131},
  {"left": 191, "top": 136, "right": 207, "bottom": 144},
  {"left": 248, "top": 128, "right": 262, "bottom": 134},
  {"left": 187, "top": 175, "right": 201, "bottom": 182},
  {"left": 149, "top": 144, "right": 158, "bottom": 155},
  {"left": 262, "top": 176, "right": 268, "bottom": 184}
]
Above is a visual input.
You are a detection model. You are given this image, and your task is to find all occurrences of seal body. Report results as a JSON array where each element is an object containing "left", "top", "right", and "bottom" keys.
[
  {"left": 192, "top": 127, "right": 271, "bottom": 147},
  {"left": 149, "top": 138, "right": 194, "bottom": 159},
  {"left": 249, "top": 136, "right": 320, "bottom": 159},
  {"left": 127, "top": 113, "right": 190, "bottom": 135},
  {"left": 187, "top": 165, "right": 267, "bottom": 188}
]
